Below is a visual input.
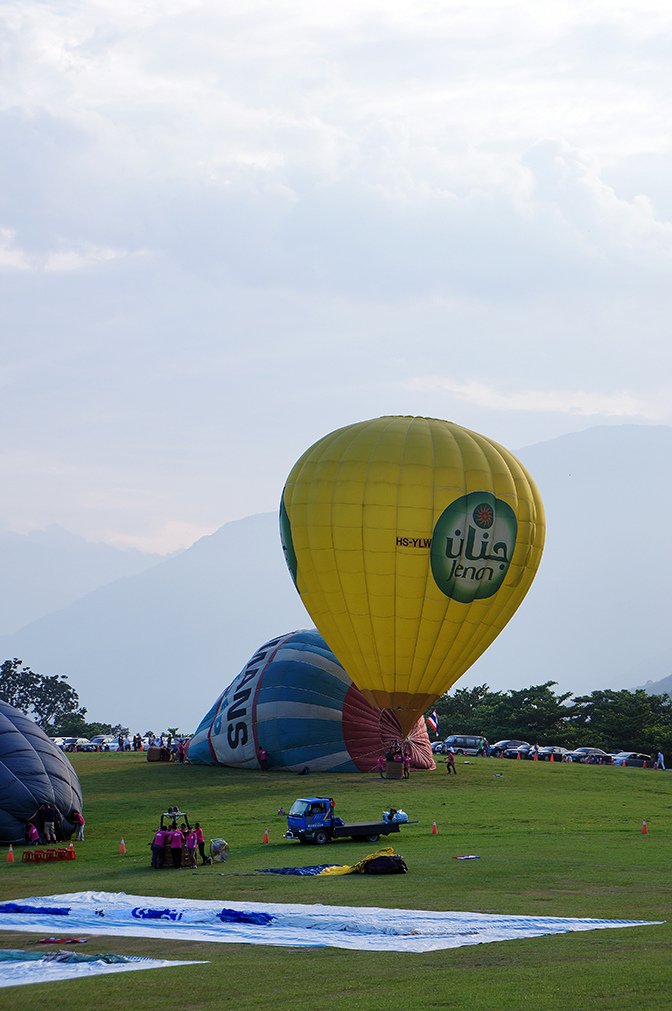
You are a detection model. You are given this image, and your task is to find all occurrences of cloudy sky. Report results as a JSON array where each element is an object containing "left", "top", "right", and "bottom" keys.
[{"left": 2, "top": 0, "right": 670, "bottom": 553}]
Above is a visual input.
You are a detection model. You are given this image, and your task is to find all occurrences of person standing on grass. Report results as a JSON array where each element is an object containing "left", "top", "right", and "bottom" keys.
[
  {"left": 151, "top": 826, "right": 166, "bottom": 868},
  {"left": 446, "top": 749, "right": 457, "bottom": 775},
  {"left": 40, "top": 802, "right": 58, "bottom": 842},
  {"left": 170, "top": 824, "right": 184, "bottom": 868},
  {"left": 185, "top": 827, "right": 198, "bottom": 868},
  {"left": 73, "top": 809, "right": 85, "bottom": 841},
  {"left": 194, "top": 822, "right": 207, "bottom": 864},
  {"left": 403, "top": 751, "right": 411, "bottom": 779},
  {"left": 376, "top": 754, "right": 385, "bottom": 779},
  {"left": 656, "top": 751, "right": 666, "bottom": 770}
]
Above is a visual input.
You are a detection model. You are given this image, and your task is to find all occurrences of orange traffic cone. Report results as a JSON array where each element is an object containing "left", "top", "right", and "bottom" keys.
[
  {"left": 641, "top": 820, "right": 648, "bottom": 835},
  {"left": 6, "top": 844, "right": 14, "bottom": 863},
  {"left": 517, "top": 751, "right": 521, "bottom": 760},
  {"left": 263, "top": 828, "right": 269, "bottom": 844},
  {"left": 431, "top": 820, "right": 438, "bottom": 835},
  {"left": 550, "top": 752, "right": 554, "bottom": 763},
  {"left": 119, "top": 838, "right": 126, "bottom": 854}
]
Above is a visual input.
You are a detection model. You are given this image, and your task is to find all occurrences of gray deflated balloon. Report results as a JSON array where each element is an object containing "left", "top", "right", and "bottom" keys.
[{"left": 0, "top": 700, "right": 84, "bottom": 844}]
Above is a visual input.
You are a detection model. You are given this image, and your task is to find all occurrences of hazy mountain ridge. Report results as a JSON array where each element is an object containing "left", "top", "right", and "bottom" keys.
[
  {"left": 1, "top": 425, "right": 670, "bottom": 730},
  {"left": 638, "top": 673, "right": 672, "bottom": 697},
  {"left": 0, "top": 525, "right": 166, "bottom": 635},
  {"left": 0, "top": 513, "right": 310, "bottom": 730}
]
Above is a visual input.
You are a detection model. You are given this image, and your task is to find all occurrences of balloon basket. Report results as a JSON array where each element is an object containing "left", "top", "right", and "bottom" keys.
[{"left": 385, "top": 761, "right": 404, "bottom": 779}]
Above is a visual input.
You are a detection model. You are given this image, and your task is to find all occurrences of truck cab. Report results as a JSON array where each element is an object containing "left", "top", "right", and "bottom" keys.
[{"left": 286, "top": 798, "right": 335, "bottom": 844}]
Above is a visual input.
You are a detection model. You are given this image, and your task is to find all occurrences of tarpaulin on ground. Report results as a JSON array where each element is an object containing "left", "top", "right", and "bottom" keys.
[
  {"left": 257, "top": 846, "right": 407, "bottom": 876},
  {"left": 0, "top": 948, "right": 205, "bottom": 989},
  {"left": 0, "top": 892, "right": 662, "bottom": 953}
]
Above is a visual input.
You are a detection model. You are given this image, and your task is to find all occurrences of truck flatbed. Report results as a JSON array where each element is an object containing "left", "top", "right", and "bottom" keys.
[{"left": 285, "top": 798, "right": 413, "bottom": 845}]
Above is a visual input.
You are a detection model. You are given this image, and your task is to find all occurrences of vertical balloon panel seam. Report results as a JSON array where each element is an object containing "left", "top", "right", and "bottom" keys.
[
  {"left": 337, "top": 414, "right": 390, "bottom": 691},
  {"left": 325, "top": 423, "right": 374, "bottom": 683},
  {"left": 405, "top": 417, "right": 444, "bottom": 695},
  {"left": 358, "top": 417, "right": 399, "bottom": 694},
  {"left": 250, "top": 632, "right": 293, "bottom": 760},
  {"left": 287, "top": 449, "right": 334, "bottom": 650},
  {"left": 414, "top": 422, "right": 472, "bottom": 697},
  {"left": 390, "top": 416, "right": 415, "bottom": 702},
  {"left": 310, "top": 424, "right": 371, "bottom": 685}
]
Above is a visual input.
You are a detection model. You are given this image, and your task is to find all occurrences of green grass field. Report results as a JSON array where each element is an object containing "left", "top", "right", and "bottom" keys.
[{"left": 1, "top": 753, "right": 671, "bottom": 1009}]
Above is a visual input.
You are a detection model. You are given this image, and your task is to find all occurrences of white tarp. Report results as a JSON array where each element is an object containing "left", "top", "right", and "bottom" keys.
[
  {"left": 0, "top": 950, "right": 205, "bottom": 989},
  {"left": 0, "top": 892, "right": 662, "bottom": 953}
]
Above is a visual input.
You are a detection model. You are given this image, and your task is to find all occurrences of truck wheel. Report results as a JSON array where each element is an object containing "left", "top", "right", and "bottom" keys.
[
  {"left": 314, "top": 830, "right": 330, "bottom": 845},
  {"left": 367, "top": 834, "right": 380, "bottom": 843}
]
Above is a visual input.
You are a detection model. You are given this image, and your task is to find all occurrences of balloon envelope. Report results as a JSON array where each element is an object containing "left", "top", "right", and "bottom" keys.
[
  {"left": 188, "top": 629, "right": 435, "bottom": 772},
  {"left": 280, "top": 416, "right": 545, "bottom": 734},
  {"left": 0, "top": 701, "right": 84, "bottom": 843}
]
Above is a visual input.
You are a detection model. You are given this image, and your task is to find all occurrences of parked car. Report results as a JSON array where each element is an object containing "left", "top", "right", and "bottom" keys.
[
  {"left": 440, "top": 735, "right": 486, "bottom": 756},
  {"left": 537, "top": 746, "right": 569, "bottom": 762},
  {"left": 501, "top": 743, "right": 532, "bottom": 759},
  {"left": 566, "top": 747, "right": 612, "bottom": 764},
  {"left": 611, "top": 751, "right": 653, "bottom": 768},
  {"left": 431, "top": 741, "right": 446, "bottom": 754},
  {"left": 489, "top": 739, "right": 530, "bottom": 757}
]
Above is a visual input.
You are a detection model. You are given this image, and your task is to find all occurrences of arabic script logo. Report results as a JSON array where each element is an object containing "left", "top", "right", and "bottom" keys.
[{"left": 430, "top": 492, "right": 517, "bottom": 602}]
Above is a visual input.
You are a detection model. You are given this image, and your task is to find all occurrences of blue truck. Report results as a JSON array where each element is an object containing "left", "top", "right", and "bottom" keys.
[{"left": 284, "top": 797, "right": 408, "bottom": 845}]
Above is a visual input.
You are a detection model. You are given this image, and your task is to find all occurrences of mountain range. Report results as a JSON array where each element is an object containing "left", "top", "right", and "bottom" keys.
[
  {"left": 1, "top": 424, "right": 670, "bottom": 731},
  {"left": 0, "top": 526, "right": 164, "bottom": 636}
]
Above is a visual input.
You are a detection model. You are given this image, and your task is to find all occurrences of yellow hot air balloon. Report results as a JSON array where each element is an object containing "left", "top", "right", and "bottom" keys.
[{"left": 280, "top": 416, "right": 545, "bottom": 736}]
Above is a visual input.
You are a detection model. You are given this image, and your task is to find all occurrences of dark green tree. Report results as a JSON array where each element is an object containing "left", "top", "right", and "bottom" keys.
[
  {"left": 0, "top": 657, "right": 86, "bottom": 731},
  {"left": 568, "top": 689, "right": 672, "bottom": 754}
]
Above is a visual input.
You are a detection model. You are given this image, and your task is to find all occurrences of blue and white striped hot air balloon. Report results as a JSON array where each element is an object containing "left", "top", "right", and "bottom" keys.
[{"left": 188, "top": 630, "right": 434, "bottom": 773}]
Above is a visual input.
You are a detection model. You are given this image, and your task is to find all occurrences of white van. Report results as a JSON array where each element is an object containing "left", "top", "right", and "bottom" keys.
[{"left": 441, "top": 734, "right": 485, "bottom": 756}]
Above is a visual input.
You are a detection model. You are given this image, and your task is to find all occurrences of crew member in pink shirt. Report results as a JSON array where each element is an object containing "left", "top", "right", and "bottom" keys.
[
  {"left": 151, "top": 827, "right": 167, "bottom": 868},
  {"left": 194, "top": 822, "right": 207, "bottom": 864},
  {"left": 185, "top": 828, "right": 198, "bottom": 868},
  {"left": 170, "top": 825, "right": 185, "bottom": 868}
]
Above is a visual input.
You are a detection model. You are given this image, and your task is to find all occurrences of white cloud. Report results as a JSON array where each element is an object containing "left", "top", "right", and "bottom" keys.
[
  {"left": 44, "top": 244, "right": 143, "bottom": 272},
  {"left": 406, "top": 377, "right": 663, "bottom": 421},
  {"left": 0, "top": 228, "right": 30, "bottom": 269},
  {"left": 1, "top": 0, "right": 672, "bottom": 548}
]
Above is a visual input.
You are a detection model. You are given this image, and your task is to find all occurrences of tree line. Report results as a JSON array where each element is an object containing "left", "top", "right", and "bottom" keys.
[
  {"left": 428, "top": 681, "right": 672, "bottom": 755},
  {"left": 3, "top": 658, "right": 670, "bottom": 755},
  {"left": 0, "top": 658, "right": 128, "bottom": 738}
]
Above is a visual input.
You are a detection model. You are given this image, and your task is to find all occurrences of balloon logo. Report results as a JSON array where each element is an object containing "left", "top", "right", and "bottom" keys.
[
  {"left": 430, "top": 491, "right": 517, "bottom": 602},
  {"left": 280, "top": 416, "right": 545, "bottom": 735}
]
